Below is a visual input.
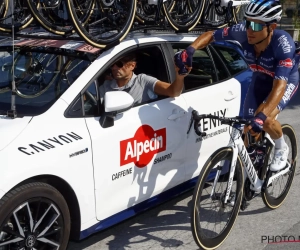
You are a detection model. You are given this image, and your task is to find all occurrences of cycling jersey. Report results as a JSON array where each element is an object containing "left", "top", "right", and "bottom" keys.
[{"left": 213, "top": 23, "right": 299, "bottom": 116}]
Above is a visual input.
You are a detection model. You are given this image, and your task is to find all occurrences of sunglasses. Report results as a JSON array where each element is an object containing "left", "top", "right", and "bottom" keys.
[
  {"left": 112, "top": 60, "right": 125, "bottom": 68},
  {"left": 245, "top": 20, "right": 267, "bottom": 32}
]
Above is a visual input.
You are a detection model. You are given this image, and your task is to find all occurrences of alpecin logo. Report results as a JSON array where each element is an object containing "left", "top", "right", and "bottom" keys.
[
  {"left": 279, "top": 58, "right": 293, "bottom": 68},
  {"left": 223, "top": 27, "right": 229, "bottom": 37},
  {"left": 120, "top": 125, "right": 166, "bottom": 168},
  {"left": 181, "top": 50, "right": 188, "bottom": 63}
]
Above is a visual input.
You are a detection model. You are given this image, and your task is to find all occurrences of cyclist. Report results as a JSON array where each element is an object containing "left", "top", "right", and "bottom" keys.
[{"left": 175, "top": 0, "right": 299, "bottom": 172}]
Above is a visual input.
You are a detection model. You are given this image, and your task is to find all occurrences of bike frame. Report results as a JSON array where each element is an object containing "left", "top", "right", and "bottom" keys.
[{"left": 213, "top": 126, "right": 292, "bottom": 204}]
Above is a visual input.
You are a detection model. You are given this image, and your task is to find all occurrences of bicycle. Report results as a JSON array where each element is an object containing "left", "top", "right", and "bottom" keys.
[
  {"left": 66, "top": 0, "right": 137, "bottom": 48},
  {"left": 0, "top": 48, "right": 62, "bottom": 98},
  {"left": 200, "top": 0, "right": 250, "bottom": 28},
  {"left": 134, "top": 0, "right": 204, "bottom": 33},
  {"left": 66, "top": 0, "right": 204, "bottom": 49},
  {"left": 189, "top": 110, "right": 297, "bottom": 250},
  {"left": 0, "top": 0, "right": 36, "bottom": 33},
  {"left": 26, "top": 0, "right": 95, "bottom": 36}
]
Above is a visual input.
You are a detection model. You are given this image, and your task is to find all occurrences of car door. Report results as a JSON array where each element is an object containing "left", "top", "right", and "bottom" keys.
[
  {"left": 84, "top": 45, "right": 189, "bottom": 221},
  {"left": 170, "top": 42, "right": 242, "bottom": 181}
]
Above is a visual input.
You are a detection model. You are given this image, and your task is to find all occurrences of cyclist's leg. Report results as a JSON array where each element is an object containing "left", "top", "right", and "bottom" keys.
[
  {"left": 242, "top": 74, "right": 270, "bottom": 146},
  {"left": 260, "top": 79, "right": 299, "bottom": 171},
  {"left": 254, "top": 104, "right": 281, "bottom": 139}
]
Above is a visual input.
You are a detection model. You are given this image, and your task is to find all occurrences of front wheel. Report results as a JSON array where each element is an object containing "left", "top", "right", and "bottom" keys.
[
  {"left": 163, "top": 0, "right": 204, "bottom": 32},
  {"left": 0, "top": 182, "right": 70, "bottom": 249},
  {"left": 262, "top": 124, "right": 298, "bottom": 209},
  {"left": 67, "top": 0, "right": 137, "bottom": 48},
  {"left": 191, "top": 147, "right": 244, "bottom": 250}
]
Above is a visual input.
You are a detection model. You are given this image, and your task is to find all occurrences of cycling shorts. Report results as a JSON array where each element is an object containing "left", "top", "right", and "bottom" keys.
[{"left": 243, "top": 71, "right": 299, "bottom": 117}]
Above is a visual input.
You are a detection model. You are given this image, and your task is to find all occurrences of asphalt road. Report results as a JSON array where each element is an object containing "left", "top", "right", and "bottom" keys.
[{"left": 68, "top": 88, "right": 300, "bottom": 250}]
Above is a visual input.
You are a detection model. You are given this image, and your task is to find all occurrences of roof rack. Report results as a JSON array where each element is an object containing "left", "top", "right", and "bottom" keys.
[
  {"left": 0, "top": 24, "right": 212, "bottom": 47},
  {"left": 0, "top": 26, "right": 84, "bottom": 41},
  {"left": 0, "top": 36, "right": 102, "bottom": 61}
]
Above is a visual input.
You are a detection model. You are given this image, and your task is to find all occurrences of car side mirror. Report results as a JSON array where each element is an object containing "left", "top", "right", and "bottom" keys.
[{"left": 99, "top": 91, "right": 134, "bottom": 128}]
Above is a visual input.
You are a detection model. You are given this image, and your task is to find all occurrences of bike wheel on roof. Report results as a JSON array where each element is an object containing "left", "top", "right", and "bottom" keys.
[{"left": 66, "top": 0, "right": 137, "bottom": 49}]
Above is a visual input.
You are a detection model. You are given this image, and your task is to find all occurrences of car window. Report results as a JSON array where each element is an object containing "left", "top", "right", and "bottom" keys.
[
  {"left": 0, "top": 49, "right": 91, "bottom": 116},
  {"left": 208, "top": 46, "right": 230, "bottom": 81},
  {"left": 83, "top": 81, "right": 99, "bottom": 116},
  {"left": 66, "top": 79, "right": 99, "bottom": 118},
  {"left": 96, "top": 45, "right": 169, "bottom": 109},
  {"left": 171, "top": 43, "right": 217, "bottom": 91},
  {"left": 212, "top": 45, "right": 248, "bottom": 75}
]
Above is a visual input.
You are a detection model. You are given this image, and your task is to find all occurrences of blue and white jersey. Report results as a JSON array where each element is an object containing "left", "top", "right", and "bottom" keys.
[{"left": 213, "top": 23, "right": 299, "bottom": 84}]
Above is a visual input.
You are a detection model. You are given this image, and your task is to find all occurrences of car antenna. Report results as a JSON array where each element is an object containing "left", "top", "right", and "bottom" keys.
[{"left": 7, "top": 0, "right": 17, "bottom": 118}]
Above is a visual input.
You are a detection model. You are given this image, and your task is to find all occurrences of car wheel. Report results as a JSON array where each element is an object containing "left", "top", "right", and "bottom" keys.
[{"left": 0, "top": 182, "right": 70, "bottom": 250}]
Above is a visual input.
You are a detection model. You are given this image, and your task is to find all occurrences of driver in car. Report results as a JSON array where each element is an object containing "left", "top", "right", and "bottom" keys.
[{"left": 99, "top": 53, "right": 191, "bottom": 104}]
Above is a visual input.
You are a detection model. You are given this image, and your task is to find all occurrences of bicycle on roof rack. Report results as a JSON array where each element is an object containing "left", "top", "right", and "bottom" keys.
[
  {"left": 0, "top": 0, "right": 36, "bottom": 33},
  {"left": 26, "top": 0, "right": 95, "bottom": 36},
  {"left": 188, "top": 109, "right": 297, "bottom": 250},
  {"left": 0, "top": 0, "right": 250, "bottom": 48},
  {"left": 133, "top": 0, "right": 203, "bottom": 33},
  {"left": 200, "top": 0, "right": 249, "bottom": 28},
  {"left": 66, "top": 0, "right": 137, "bottom": 49}
]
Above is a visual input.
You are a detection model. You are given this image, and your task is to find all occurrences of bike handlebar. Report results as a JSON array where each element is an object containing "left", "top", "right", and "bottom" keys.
[{"left": 191, "top": 110, "right": 251, "bottom": 137}]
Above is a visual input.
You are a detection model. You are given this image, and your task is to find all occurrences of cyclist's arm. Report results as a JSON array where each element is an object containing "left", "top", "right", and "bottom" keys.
[
  {"left": 190, "top": 23, "right": 247, "bottom": 50},
  {"left": 261, "top": 35, "right": 295, "bottom": 116},
  {"left": 154, "top": 67, "right": 187, "bottom": 97},
  {"left": 189, "top": 31, "right": 215, "bottom": 50}
]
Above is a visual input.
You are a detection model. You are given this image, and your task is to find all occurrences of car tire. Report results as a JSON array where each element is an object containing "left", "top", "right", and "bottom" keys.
[{"left": 0, "top": 182, "right": 70, "bottom": 250}]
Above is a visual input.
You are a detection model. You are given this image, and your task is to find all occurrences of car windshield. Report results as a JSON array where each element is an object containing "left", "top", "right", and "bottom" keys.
[{"left": 0, "top": 47, "right": 91, "bottom": 116}]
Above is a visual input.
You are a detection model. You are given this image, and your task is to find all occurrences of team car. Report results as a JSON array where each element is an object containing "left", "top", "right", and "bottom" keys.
[{"left": 0, "top": 33, "right": 252, "bottom": 249}]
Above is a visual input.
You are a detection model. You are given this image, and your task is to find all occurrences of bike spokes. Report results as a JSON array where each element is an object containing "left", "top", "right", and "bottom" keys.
[
  {"left": 262, "top": 124, "right": 297, "bottom": 209},
  {"left": 66, "top": 0, "right": 136, "bottom": 48},
  {"left": 0, "top": 0, "right": 34, "bottom": 33},
  {"left": 201, "top": 0, "right": 238, "bottom": 28},
  {"left": 14, "top": 52, "right": 62, "bottom": 98}
]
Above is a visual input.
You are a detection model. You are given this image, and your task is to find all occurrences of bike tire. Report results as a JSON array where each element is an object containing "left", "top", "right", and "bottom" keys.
[
  {"left": 135, "top": 0, "right": 175, "bottom": 24},
  {"left": 191, "top": 147, "right": 244, "bottom": 250},
  {"left": 26, "top": 0, "right": 94, "bottom": 36},
  {"left": 14, "top": 53, "right": 62, "bottom": 98},
  {"left": 163, "top": 0, "right": 204, "bottom": 32},
  {"left": 67, "top": 0, "right": 137, "bottom": 48},
  {"left": 0, "top": 0, "right": 8, "bottom": 19},
  {"left": 0, "top": 0, "right": 35, "bottom": 33},
  {"left": 55, "top": 58, "right": 91, "bottom": 98},
  {"left": 262, "top": 124, "right": 298, "bottom": 209}
]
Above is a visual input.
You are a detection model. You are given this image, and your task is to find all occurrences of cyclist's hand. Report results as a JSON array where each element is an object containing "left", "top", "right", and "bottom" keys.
[
  {"left": 174, "top": 46, "right": 195, "bottom": 75},
  {"left": 248, "top": 112, "right": 267, "bottom": 134},
  {"left": 175, "top": 65, "right": 190, "bottom": 77}
]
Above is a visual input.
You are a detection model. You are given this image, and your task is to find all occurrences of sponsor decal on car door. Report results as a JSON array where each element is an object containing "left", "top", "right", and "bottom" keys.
[
  {"left": 85, "top": 97, "right": 189, "bottom": 220},
  {"left": 183, "top": 78, "right": 241, "bottom": 180}
]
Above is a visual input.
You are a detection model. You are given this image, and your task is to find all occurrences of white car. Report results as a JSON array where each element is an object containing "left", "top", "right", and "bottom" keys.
[{"left": 0, "top": 33, "right": 252, "bottom": 249}]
